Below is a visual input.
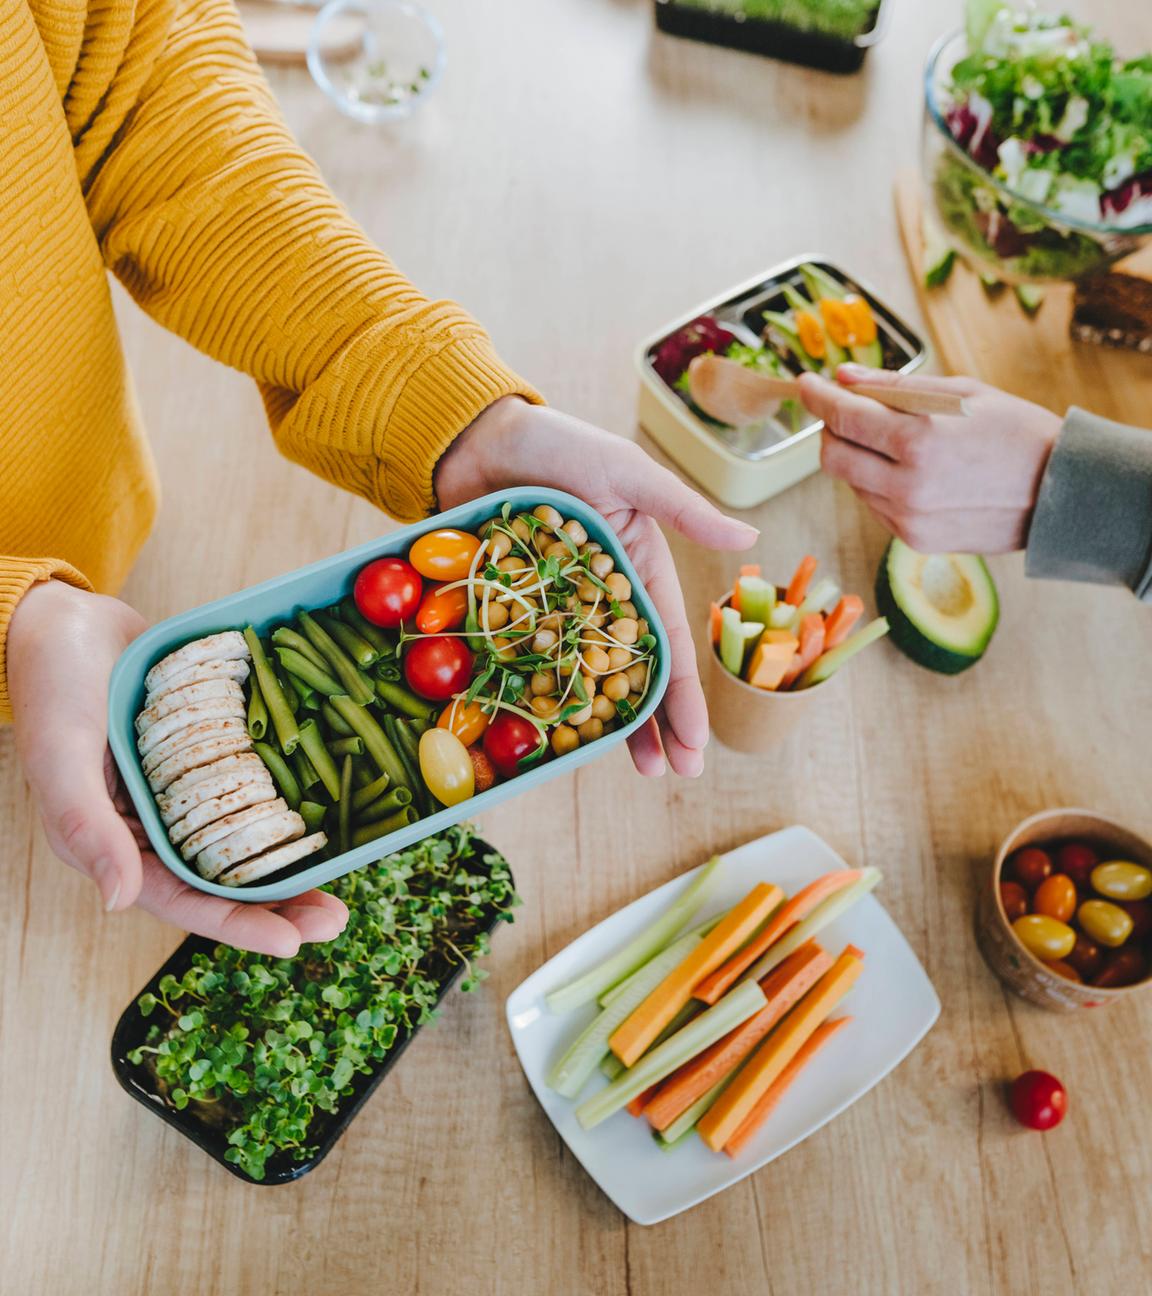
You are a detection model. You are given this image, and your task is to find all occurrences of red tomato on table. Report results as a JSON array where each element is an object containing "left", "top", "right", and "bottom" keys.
[
  {"left": 483, "top": 712, "right": 544, "bottom": 778},
  {"left": 403, "top": 636, "right": 474, "bottom": 701},
  {"left": 1009, "top": 1071, "right": 1067, "bottom": 1131},
  {"left": 354, "top": 557, "right": 423, "bottom": 628}
]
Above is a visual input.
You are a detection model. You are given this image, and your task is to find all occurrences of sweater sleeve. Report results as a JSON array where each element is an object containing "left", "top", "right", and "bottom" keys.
[
  {"left": 1025, "top": 408, "right": 1152, "bottom": 601},
  {"left": 82, "top": 0, "right": 541, "bottom": 522},
  {"left": 0, "top": 558, "right": 93, "bottom": 723}
]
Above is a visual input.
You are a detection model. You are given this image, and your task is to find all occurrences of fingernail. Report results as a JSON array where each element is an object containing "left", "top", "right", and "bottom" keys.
[
  {"left": 103, "top": 877, "right": 121, "bottom": 913},
  {"left": 837, "top": 363, "right": 868, "bottom": 379}
]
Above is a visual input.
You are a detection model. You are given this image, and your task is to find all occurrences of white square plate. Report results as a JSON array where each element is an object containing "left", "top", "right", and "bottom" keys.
[{"left": 505, "top": 826, "right": 940, "bottom": 1225}]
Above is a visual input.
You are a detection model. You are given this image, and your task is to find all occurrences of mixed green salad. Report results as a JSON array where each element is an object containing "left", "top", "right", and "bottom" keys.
[
  {"left": 670, "top": 0, "right": 879, "bottom": 42},
  {"left": 126, "top": 824, "right": 518, "bottom": 1181},
  {"left": 932, "top": 1, "right": 1152, "bottom": 279}
]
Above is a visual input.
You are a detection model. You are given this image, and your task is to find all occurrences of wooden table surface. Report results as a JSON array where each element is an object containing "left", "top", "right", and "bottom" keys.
[{"left": 3, "top": 1, "right": 1151, "bottom": 1292}]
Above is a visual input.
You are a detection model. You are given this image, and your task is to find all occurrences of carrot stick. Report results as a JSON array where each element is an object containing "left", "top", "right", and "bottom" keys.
[
  {"left": 609, "top": 882, "right": 784, "bottom": 1068},
  {"left": 644, "top": 940, "right": 833, "bottom": 1132},
  {"left": 709, "top": 602, "right": 724, "bottom": 646},
  {"left": 739, "top": 564, "right": 761, "bottom": 579},
  {"left": 784, "top": 555, "right": 818, "bottom": 607},
  {"left": 723, "top": 1017, "right": 852, "bottom": 1157},
  {"left": 823, "top": 595, "right": 864, "bottom": 650},
  {"left": 779, "top": 614, "right": 825, "bottom": 691},
  {"left": 627, "top": 1087, "right": 657, "bottom": 1117},
  {"left": 694, "top": 870, "right": 862, "bottom": 1004},
  {"left": 697, "top": 948, "right": 864, "bottom": 1151},
  {"left": 731, "top": 584, "right": 742, "bottom": 613}
]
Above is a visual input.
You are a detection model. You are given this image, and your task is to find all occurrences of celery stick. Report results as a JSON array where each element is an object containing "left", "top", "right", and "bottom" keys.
[
  {"left": 600, "top": 1054, "right": 625, "bottom": 1082},
  {"left": 797, "top": 578, "right": 840, "bottom": 621},
  {"left": 546, "top": 856, "right": 723, "bottom": 1015},
  {"left": 720, "top": 607, "right": 763, "bottom": 677},
  {"left": 547, "top": 933, "right": 707, "bottom": 1099},
  {"left": 597, "top": 1001, "right": 701, "bottom": 1089},
  {"left": 574, "top": 981, "right": 767, "bottom": 1130},
  {"left": 736, "top": 577, "right": 776, "bottom": 627},
  {"left": 598, "top": 911, "right": 728, "bottom": 1008},
  {"left": 797, "top": 616, "right": 889, "bottom": 688},
  {"left": 743, "top": 868, "right": 882, "bottom": 985},
  {"left": 769, "top": 602, "right": 798, "bottom": 630}
]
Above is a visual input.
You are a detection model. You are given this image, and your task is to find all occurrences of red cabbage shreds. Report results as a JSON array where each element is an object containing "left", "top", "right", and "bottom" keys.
[
  {"left": 976, "top": 210, "right": 1033, "bottom": 258},
  {"left": 947, "top": 95, "right": 1000, "bottom": 171},
  {"left": 1103, "top": 170, "right": 1152, "bottom": 218},
  {"left": 652, "top": 316, "right": 738, "bottom": 385},
  {"left": 946, "top": 104, "right": 978, "bottom": 149}
]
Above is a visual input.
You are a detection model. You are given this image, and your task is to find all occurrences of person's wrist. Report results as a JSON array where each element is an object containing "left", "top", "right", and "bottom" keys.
[{"left": 433, "top": 395, "right": 531, "bottom": 510}]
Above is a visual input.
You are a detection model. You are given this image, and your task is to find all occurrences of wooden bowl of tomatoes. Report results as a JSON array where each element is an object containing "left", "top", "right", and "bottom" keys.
[{"left": 978, "top": 808, "right": 1152, "bottom": 1011}]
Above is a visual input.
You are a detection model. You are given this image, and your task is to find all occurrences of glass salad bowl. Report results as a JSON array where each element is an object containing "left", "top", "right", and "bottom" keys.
[
  {"left": 307, "top": 0, "right": 445, "bottom": 124},
  {"left": 922, "top": 30, "right": 1152, "bottom": 285}
]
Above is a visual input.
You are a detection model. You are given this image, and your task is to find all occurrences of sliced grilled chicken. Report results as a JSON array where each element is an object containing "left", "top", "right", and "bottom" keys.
[
  {"left": 195, "top": 809, "right": 306, "bottom": 880},
  {"left": 141, "top": 717, "right": 249, "bottom": 777},
  {"left": 179, "top": 798, "right": 289, "bottom": 861},
  {"left": 168, "top": 782, "right": 280, "bottom": 846},
  {"left": 160, "top": 752, "right": 267, "bottom": 807},
  {"left": 136, "top": 679, "right": 244, "bottom": 735},
  {"left": 144, "top": 631, "right": 249, "bottom": 695},
  {"left": 147, "top": 732, "right": 255, "bottom": 794},
  {"left": 146, "top": 657, "right": 250, "bottom": 706},
  {"left": 137, "top": 700, "right": 247, "bottom": 758},
  {"left": 218, "top": 832, "right": 328, "bottom": 886}
]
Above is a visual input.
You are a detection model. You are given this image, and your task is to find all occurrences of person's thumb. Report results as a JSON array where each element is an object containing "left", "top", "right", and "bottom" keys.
[{"left": 617, "top": 446, "right": 760, "bottom": 551}]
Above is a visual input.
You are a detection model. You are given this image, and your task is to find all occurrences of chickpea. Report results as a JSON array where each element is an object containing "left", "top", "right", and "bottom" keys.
[
  {"left": 589, "top": 552, "right": 615, "bottom": 580},
  {"left": 637, "top": 619, "right": 650, "bottom": 638},
  {"left": 566, "top": 702, "right": 593, "bottom": 727},
  {"left": 551, "top": 725, "right": 580, "bottom": 757},
  {"left": 485, "top": 530, "right": 512, "bottom": 561},
  {"left": 557, "top": 658, "right": 575, "bottom": 677},
  {"left": 480, "top": 600, "right": 509, "bottom": 632},
  {"left": 586, "top": 612, "right": 608, "bottom": 629},
  {"left": 537, "top": 612, "right": 563, "bottom": 635},
  {"left": 580, "top": 673, "right": 597, "bottom": 699},
  {"left": 616, "top": 600, "right": 638, "bottom": 620},
  {"left": 603, "top": 673, "right": 630, "bottom": 701},
  {"left": 626, "top": 662, "right": 649, "bottom": 692},
  {"left": 577, "top": 717, "right": 605, "bottom": 743},
  {"left": 582, "top": 645, "right": 610, "bottom": 675},
  {"left": 591, "top": 694, "right": 616, "bottom": 721},
  {"left": 511, "top": 517, "right": 533, "bottom": 544},
  {"left": 607, "top": 646, "right": 631, "bottom": 671},
  {"left": 580, "top": 541, "right": 603, "bottom": 557},
  {"left": 605, "top": 572, "right": 632, "bottom": 602},
  {"left": 576, "top": 578, "right": 599, "bottom": 603},
  {"left": 491, "top": 637, "right": 516, "bottom": 662},
  {"left": 532, "top": 628, "right": 558, "bottom": 655},
  {"left": 608, "top": 617, "right": 639, "bottom": 646},
  {"left": 477, "top": 517, "right": 501, "bottom": 536},
  {"left": 533, "top": 504, "right": 563, "bottom": 530},
  {"left": 558, "top": 519, "right": 588, "bottom": 546},
  {"left": 530, "top": 695, "right": 561, "bottom": 721},
  {"left": 530, "top": 671, "right": 556, "bottom": 696},
  {"left": 498, "top": 555, "right": 527, "bottom": 574}
]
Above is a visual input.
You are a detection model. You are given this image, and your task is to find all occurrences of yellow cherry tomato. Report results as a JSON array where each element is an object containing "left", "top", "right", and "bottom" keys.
[
  {"left": 1033, "top": 874, "right": 1077, "bottom": 924},
  {"left": 418, "top": 728, "right": 475, "bottom": 807},
  {"left": 1090, "top": 860, "right": 1152, "bottom": 902},
  {"left": 408, "top": 528, "right": 482, "bottom": 582},
  {"left": 1012, "top": 914, "right": 1076, "bottom": 961},
  {"left": 1077, "top": 899, "right": 1134, "bottom": 948},
  {"left": 437, "top": 698, "right": 490, "bottom": 748}
]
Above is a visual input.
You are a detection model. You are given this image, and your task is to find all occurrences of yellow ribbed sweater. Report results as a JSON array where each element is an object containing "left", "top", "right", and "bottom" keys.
[{"left": 0, "top": 0, "right": 539, "bottom": 721}]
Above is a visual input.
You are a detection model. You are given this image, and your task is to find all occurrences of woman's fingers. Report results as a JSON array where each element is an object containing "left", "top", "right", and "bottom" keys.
[
  {"left": 835, "top": 363, "right": 984, "bottom": 397},
  {"left": 799, "top": 373, "right": 926, "bottom": 460},
  {"left": 820, "top": 427, "right": 903, "bottom": 499},
  {"left": 625, "top": 716, "right": 666, "bottom": 777}
]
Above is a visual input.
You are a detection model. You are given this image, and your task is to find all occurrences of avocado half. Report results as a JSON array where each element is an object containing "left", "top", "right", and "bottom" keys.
[{"left": 875, "top": 539, "right": 999, "bottom": 675}]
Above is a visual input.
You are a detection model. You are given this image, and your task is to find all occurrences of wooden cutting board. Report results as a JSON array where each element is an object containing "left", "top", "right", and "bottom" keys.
[{"left": 894, "top": 171, "right": 1152, "bottom": 428}]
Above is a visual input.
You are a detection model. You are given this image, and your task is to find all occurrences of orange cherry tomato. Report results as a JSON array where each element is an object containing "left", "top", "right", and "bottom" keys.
[
  {"left": 1044, "top": 959, "right": 1082, "bottom": 983},
  {"left": 408, "top": 528, "right": 482, "bottom": 582},
  {"left": 437, "top": 698, "right": 490, "bottom": 748},
  {"left": 1000, "top": 880, "right": 1029, "bottom": 921},
  {"left": 416, "top": 583, "right": 469, "bottom": 635},
  {"left": 1033, "top": 874, "right": 1077, "bottom": 924},
  {"left": 844, "top": 295, "right": 878, "bottom": 346}
]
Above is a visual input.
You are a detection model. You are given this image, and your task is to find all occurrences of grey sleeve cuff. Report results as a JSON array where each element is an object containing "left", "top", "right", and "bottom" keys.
[{"left": 1025, "top": 406, "right": 1152, "bottom": 601}]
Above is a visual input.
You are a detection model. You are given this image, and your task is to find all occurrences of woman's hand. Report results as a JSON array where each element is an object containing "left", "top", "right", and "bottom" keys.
[
  {"left": 799, "top": 366, "right": 1061, "bottom": 554},
  {"left": 435, "top": 399, "right": 759, "bottom": 777},
  {"left": 7, "top": 581, "right": 348, "bottom": 955}
]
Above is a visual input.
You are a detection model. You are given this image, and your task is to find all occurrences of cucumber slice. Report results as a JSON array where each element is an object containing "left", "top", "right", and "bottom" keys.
[
  {"left": 736, "top": 576, "right": 776, "bottom": 627},
  {"left": 850, "top": 339, "right": 884, "bottom": 368},
  {"left": 720, "top": 607, "right": 763, "bottom": 676},
  {"left": 763, "top": 312, "right": 821, "bottom": 372},
  {"left": 796, "top": 617, "right": 889, "bottom": 689},
  {"left": 875, "top": 539, "right": 999, "bottom": 675},
  {"left": 923, "top": 220, "right": 956, "bottom": 288},
  {"left": 799, "top": 263, "right": 846, "bottom": 303},
  {"left": 1014, "top": 284, "right": 1046, "bottom": 316}
]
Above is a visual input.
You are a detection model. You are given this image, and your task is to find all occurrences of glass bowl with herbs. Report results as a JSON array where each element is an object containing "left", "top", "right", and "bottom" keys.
[
  {"left": 924, "top": 4, "right": 1152, "bottom": 285},
  {"left": 111, "top": 825, "right": 517, "bottom": 1183}
]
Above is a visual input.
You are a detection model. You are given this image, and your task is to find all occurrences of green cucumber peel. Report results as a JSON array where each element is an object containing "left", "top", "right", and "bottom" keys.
[
  {"left": 720, "top": 607, "right": 764, "bottom": 676},
  {"left": 599, "top": 910, "right": 729, "bottom": 1008},
  {"left": 796, "top": 578, "right": 840, "bottom": 622},
  {"left": 796, "top": 616, "right": 889, "bottom": 688}
]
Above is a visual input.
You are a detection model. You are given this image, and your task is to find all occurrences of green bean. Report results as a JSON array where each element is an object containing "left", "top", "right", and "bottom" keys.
[
  {"left": 383, "top": 714, "right": 428, "bottom": 814},
  {"left": 271, "top": 626, "right": 329, "bottom": 672},
  {"left": 329, "top": 695, "right": 409, "bottom": 790},
  {"left": 357, "top": 787, "right": 413, "bottom": 824},
  {"left": 338, "top": 756, "right": 353, "bottom": 853},
  {"left": 329, "top": 736, "right": 364, "bottom": 758},
  {"left": 339, "top": 597, "right": 397, "bottom": 658},
  {"left": 351, "top": 758, "right": 374, "bottom": 790},
  {"left": 246, "top": 672, "right": 268, "bottom": 741},
  {"left": 252, "top": 741, "right": 302, "bottom": 811},
  {"left": 352, "top": 807, "right": 419, "bottom": 847},
  {"left": 321, "top": 700, "right": 356, "bottom": 738},
  {"left": 299, "top": 800, "right": 328, "bottom": 834},
  {"left": 243, "top": 628, "right": 299, "bottom": 755},
  {"left": 285, "top": 671, "right": 317, "bottom": 712},
  {"left": 298, "top": 611, "right": 375, "bottom": 706},
  {"left": 275, "top": 647, "right": 343, "bottom": 697},
  {"left": 351, "top": 772, "right": 391, "bottom": 813},
  {"left": 374, "top": 678, "right": 437, "bottom": 723},
  {"left": 374, "top": 658, "right": 402, "bottom": 683},
  {"left": 292, "top": 747, "right": 320, "bottom": 790},
  {"left": 298, "top": 718, "right": 342, "bottom": 800},
  {"left": 316, "top": 610, "right": 377, "bottom": 669}
]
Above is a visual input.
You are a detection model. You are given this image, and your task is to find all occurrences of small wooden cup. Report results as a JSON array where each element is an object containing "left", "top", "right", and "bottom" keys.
[
  {"left": 705, "top": 593, "right": 840, "bottom": 755},
  {"left": 976, "top": 807, "right": 1152, "bottom": 1012}
]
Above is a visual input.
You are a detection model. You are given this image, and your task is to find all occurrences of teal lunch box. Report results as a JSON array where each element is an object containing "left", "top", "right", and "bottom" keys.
[{"left": 108, "top": 488, "right": 671, "bottom": 903}]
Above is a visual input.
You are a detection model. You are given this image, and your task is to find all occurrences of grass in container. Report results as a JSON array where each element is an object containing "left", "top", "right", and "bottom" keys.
[{"left": 118, "top": 825, "right": 518, "bottom": 1182}]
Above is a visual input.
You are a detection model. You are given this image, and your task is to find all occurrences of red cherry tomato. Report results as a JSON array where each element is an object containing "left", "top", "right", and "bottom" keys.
[
  {"left": 403, "top": 636, "right": 474, "bottom": 702},
  {"left": 483, "top": 712, "right": 543, "bottom": 779},
  {"left": 1012, "top": 847, "right": 1053, "bottom": 890},
  {"left": 416, "top": 583, "right": 469, "bottom": 635},
  {"left": 1065, "top": 932, "right": 1105, "bottom": 980},
  {"left": 999, "top": 881, "right": 1030, "bottom": 922},
  {"left": 1092, "top": 946, "right": 1148, "bottom": 989},
  {"left": 1117, "top": 899, "right": 1152, "bottom": 942},
  {"left": 354, "top": 557, "right": 423, "bottom": 629},
  {"left": 1055, "top": 841, "right": 1098, "bottom": 887},
  {"left": 1033, "top": 874, "right": 1077, "bottom": 923},
  {"left": 408, "top": 529, "right": 482, "bottom": 582},
  {"left": 1043, "top": 959, "right": 1081, "bottom": 983},
  {"left": 1009, "top": 1070, "right": 1067, "bottom": 1131}
]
